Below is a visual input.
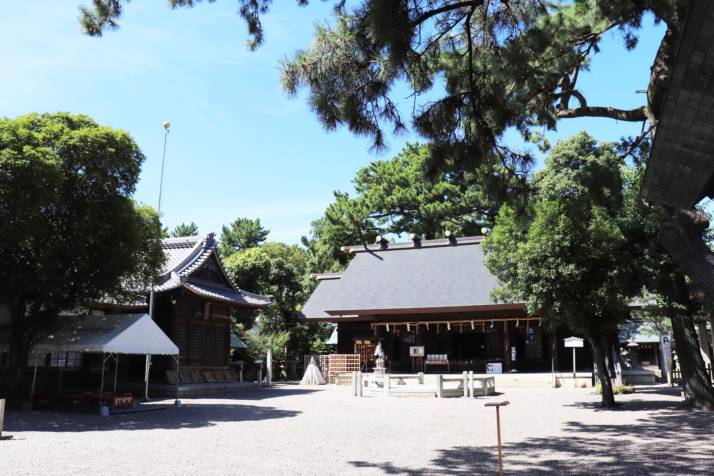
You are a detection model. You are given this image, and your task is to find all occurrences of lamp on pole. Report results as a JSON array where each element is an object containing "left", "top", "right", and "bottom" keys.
[
  {"left": 157, "top": 120, "right": 170, "bottom": 213},
  {"left": 145, "top": 120, "right": 170, "bottom": 402}
]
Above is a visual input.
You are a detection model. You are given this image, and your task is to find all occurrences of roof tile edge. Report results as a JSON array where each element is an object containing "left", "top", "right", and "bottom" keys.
[{"left": 340, "top": 235, "right": 485, "bottom": 254}]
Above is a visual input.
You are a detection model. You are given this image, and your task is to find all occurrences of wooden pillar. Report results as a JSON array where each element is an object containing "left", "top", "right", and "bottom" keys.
[
  {"left": 463, "top": 371, "right": 468, "bottom": 397},
  {"left": 436, "top": 374, "right": 443, "bottom": 398},
  {"left": 503, "top": 321, "right": 511, "bottom": 370}
]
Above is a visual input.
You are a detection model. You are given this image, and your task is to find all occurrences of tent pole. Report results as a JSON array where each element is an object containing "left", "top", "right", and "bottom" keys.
[
  {"left": 113, "top": 354, "right": 119, "bottom": 395},
  {"left": 144, "top": 354, "right": 151, "bottom": 402},
  {"left": 99, "top": 352, "right": 106, "bottom": 405},
  {"left": 30, "top": 362, "right": 38, "bottom": 407}
]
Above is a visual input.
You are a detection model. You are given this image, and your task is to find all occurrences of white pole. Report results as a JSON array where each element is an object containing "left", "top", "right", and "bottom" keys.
[
  {"left": 157, "top": 122, "right": 170, "bottom": 212},
  {"left": 113, "top": 354, "right": 119, "bottom": 394},
  {"left": 0, "top": 398, "right": 6, "bottom": 438},
  {"left": 266, "top": 350, "right": 272, "bottom": 387},
  {"left": 30, "top": 362, "right": 38, "bottom": 407},
  {"left": 99, "top": 353, "right": 106, "bottom": 404},
  {"left": 144, "top": 354, "right": 151, "bottom": 401}
]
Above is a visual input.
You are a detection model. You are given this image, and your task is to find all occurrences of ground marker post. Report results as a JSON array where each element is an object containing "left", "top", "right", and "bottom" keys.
[
  {"left": 485, "top": 400, "right": 510, "bottom": 476},
  {"left": 0, "top": 398, "right": 12, "bottom": 440}
]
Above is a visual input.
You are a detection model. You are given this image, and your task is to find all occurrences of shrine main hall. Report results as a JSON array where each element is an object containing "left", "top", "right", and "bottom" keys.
[{"left": 301, "top": 235, "right": 593, "bottom": 374}]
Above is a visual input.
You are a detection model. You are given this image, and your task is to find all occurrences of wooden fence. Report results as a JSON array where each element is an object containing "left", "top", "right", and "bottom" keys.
[
  {"left": 670, "top": 364, "right": 714, "bottom": 386},
  {"left": 304, "top": 354, "right": 360, "bottom": 384}
]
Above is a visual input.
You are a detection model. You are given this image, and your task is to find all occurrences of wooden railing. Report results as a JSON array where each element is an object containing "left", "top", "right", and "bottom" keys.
[{"left": 670, "top": 364, "right": 714, "bottom": 386}]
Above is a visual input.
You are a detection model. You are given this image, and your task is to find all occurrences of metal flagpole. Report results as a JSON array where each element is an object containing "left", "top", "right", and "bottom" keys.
[
  {"left": 157, "top": 121, "right": 170, "bottom": 212},
  {"left": 145, "top": 121, "right": 169, "bottom": 402}
]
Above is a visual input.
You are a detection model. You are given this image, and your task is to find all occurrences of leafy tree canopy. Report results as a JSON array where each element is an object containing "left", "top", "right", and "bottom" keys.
[
  {"left": 170, "top": 222, "right": 199, "bottom": 237},
  {"left": 485, "top": 133, "right": 650, "bottom": 406},
  {"left": 219, "top": 217, "right": 269, "bottom": 257},
  {"left": 0, "top": 113, "right": 164, "bottom": 374},
  {"left": 303, "top": 142, "right": 522, "bottom": 273},
  {"left": 486, "top": 133, "right": 642, "bottom": 327},
  {"left": 223, "top": 242, "right": 329, "bottom": 357}
]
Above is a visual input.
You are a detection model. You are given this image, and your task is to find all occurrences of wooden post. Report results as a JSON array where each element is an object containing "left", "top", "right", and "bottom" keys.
[
  {"left": 469, "top": 371, "right": 474, "bottom": 398},
  {"left": 384, "top": 374, "right": 390, "bottom": 396},
  {"left": 0, "top": 398, "right": 5, "bottom": 438},
  {"left": 572, "top": 347, "right": 577, "bottom": 387},
  {"left": 357, "top": 372, "right": 363, "bottom": 397},
  {"left": 418, "top": 372, "right": 424, "bottom": 385},
  {"left": 352, "top": 372, "right": 358, "bottom": 396},
  {"left": 462, "top": 371, "right": 468, "bottom": 397},
  {"left": 436, "top": 374, "right": 443, "bottom": 398},
  {"left": 0, "top": 398, "right": 11, "bottom": 440},
  {"left": 496, "top": 406, "right": 503, "bottom": 475},
  {"left": 485, "top": 401, "right": 510, "bottom": 476}
]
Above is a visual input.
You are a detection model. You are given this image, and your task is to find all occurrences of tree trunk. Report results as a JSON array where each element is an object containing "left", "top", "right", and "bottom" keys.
[
  {"left": 589, "top": 336, "right": 616, "bottom": 408},
  {"left": 667, "top": 274, "right": 714, "bottom": 410},
  {"left": 696, "top": 321, "right": 712, "bottom": 365},
  {"left": 669, "top": 312, "right": 714, "bottom": 409},
  {"left": 659, "top": 208, "right": 714, "bottom": 306}
]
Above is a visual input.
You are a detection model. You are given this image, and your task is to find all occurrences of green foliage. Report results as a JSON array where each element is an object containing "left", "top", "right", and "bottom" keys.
[
  {"left": 485, "top": 133, "right": 643, "bottom": 333},
  {"left": 79, "top": 0, "right": 310, "bottom": 49},
  {"left": 0, "top": 113, "right": 164, "bottom": 365},
  {"left": 596, "top": 383, "right": 635, "bottom": 395},
  {"left": 224, "top": 242, "right": 330, "bottom": 357},
  {"left": 170, "top": 222, "right": 199, "bottom": 237},
  {"left": 218, "top": 217, "right": 269, "bottom": 257},
  {"left": 303, "top": 142, "right": 517, "bottom": 273}
]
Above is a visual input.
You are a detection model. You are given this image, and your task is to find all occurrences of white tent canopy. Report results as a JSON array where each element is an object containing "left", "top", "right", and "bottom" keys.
[{"left": 32, "top": 313, "right": 178, "bottom": 356}]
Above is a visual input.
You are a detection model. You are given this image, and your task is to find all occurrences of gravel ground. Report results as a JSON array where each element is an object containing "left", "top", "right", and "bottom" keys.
[{"left": 3, "top": 383, "right": 713, "bottom": 475}]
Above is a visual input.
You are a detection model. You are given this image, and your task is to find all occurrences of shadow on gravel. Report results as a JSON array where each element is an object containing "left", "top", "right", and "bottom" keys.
[
  {"left": 227, "top": 385, "right": 322, "bottom": 401},
  {"left": 349, "top": 396, "right": 714, "bottom": 475},
  {"left": 5, "top": 401, "right": 300, "bottom": 433}
]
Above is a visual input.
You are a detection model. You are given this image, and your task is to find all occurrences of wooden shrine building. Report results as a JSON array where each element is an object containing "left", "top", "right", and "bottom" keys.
[
  {"left": 94, "top": 233, "right": 272, "bottom": 385},
  {"left": 301, "top": 235, "right": 592, "bottom": 374}
]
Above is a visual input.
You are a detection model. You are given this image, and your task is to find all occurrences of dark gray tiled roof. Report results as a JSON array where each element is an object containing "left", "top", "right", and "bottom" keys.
[
  {"left": 154, "top": 234, "right": 271, "bottom": 307},
  {"left": 184, "top": 282, "right": 272, "bottom": 307},
  {"left": 301, "top": 237, "right": 518, "bottom": 319},
  {"left": 643, "top": 0, "right": 714, "bottom": 207},
  {"left": 100, "top": 234, "right": 271, "bottom": 308},
  {"left": 300, "top": 274, "right": 344, "bottom": 319}
]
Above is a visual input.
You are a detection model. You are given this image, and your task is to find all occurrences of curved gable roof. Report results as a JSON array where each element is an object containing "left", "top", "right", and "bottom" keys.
[{"left": 156, "top": 234, "right": 271, "bottom": 308}]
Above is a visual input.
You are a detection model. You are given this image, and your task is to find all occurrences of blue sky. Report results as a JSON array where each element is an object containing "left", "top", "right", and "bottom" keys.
[{"left": 1, "top": 2, "right": 664, "bottom": 244}]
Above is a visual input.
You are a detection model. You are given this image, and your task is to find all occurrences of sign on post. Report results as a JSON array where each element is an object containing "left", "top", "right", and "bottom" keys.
[
  {"left": 487, "top": 362, "right": 502, "bottom": 374},
  {"left": 661, "top": 335, "right": 672, "bottom": 383},
  {"left": 409, "top": 346, "right": 425, "bottom": 357},
  {"left": 564, "top": 337, "right": 584, "bottom": 387}
]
